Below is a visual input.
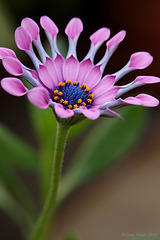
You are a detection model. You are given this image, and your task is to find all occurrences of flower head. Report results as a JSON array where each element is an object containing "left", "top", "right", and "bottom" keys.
[{"left": 0, "top": 16, "right": 159, "bottom": 123}]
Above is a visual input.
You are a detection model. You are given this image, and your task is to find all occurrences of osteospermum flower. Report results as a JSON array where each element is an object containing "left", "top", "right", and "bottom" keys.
[{"left": 0, "top": 16, "right": 160, "bottom": 122}]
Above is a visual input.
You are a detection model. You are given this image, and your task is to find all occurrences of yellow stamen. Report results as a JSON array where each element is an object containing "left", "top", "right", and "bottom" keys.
[
  {"left": 77, "top": 99, "right": 82, "bottom": 104},
  {"left": 73, "top": 81, "right": 77, "bottom": 85},
  {"left": 67, "top": 80, "right": 71, "bottom": 85},
  {"left": 63, "top": 100, "right": 68, "bottom": 105},
  {"left": 60, "top": 99, "right": 64, "bottom": 103},
  {"left": 73, "top": 104, "right": 78, "bottom": 108},
  {"left": 54, "top": 96, "right": 59, "bottom": 101},
  {"left": 82, "top": 102, "right": 86, "bottom": 106},
  {"left": 54, "top": 90, "right": 59, "bottom": 95},
  {"left": 68, "top": 105, "right": 72, "bottom": 109},
  {"left": 58, "top": 82, "right": 63, "bottom": 87},
  {"left": 89, "top": 93, "right": 94, "bottom": 99},
  {"left": 84, "top": 88, "right": 90, "bottom": 92},
  {"left": 82, "top": 83, "right": 87, "bottom": 89},
  {"left": 79, "top": 85, "right": 82, "bottom": 88},
  {"left": 87, "top": 99, "right": 92, "bottom": 104},
  {"left": 62, "top": 82, "right": 65, "bottom": 87},
  {"left": 58, "top": 91, "right": 63, "bottom": 96}
]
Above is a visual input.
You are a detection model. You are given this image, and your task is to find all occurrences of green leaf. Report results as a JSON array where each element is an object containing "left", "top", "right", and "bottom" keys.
[
  {"left": 58, "top": 106, "right": 147, "bottom": 203},
  {"left": 0, "top": 123, "right": 37, "bottom": 170}
]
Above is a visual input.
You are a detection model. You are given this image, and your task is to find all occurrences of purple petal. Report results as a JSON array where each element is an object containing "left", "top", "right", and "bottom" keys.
[
  {"left": 40, "top": 16, "right": 59, "bottom": 39},
  {"left": 80, "top": 106, "right": 100, "bottom": 120},
  {"left": 65, "top": 18, "right": 83, "bottom": 40},
  {"left": 27, "top": 87, "right": 50, "bottom": 109},
  {"left": 134, "top": 75, "right": 160, "bottom": 84},
  {"left": 106, "top": 30, "right": 126, "bottom": 51},
  {"left": 129, "top": 52, "right": 153, "bottom": 69},
  {"left": 2, "top": 57, "right": 23, "bottom": 76},
  {"left": 15, "top": 26, "right": 32, "bottom": 50},
  {"left": 100, "top": 107, "right": 124, "bottom": 120},
  {"left": 94, "top": 86, "right": 120, "bottom": 105},
  {"left": 0, "top": 48, "right": 16, "bottom": 59},
  {"left": 63, "top": 56, "right": 79, "bottom": 83},
  {"left": 92, "top": 75, "right": 116, "bottom": 96},
  {"left": 82, "top": 66, "right": 102, "bottom": 88},
  {"left": 54, "top": 54, "right": 64, "bottom": 82},
  {"left": 38, "top": 64, "right": 55, "bottom": 89},
  {"left": 76, "top": 59, "right": 93, "bottom": 84},
  {"left": 121, "top": 94, "right": 159, "bottom": 107},
  {"left": 21, "top": 17, "right": 39, "bottom": 41},
  {"left": 54, "top": 103, "right": 74, "bottom": 118},
  {"left": 90, "top": 27, "right": 111, "bottom": 46},
  {"left": 1, "top": 77, "right": 27, "bottom": 96},
  {"left": 44, "top": 57, "right": 59, "bottom": 86}
]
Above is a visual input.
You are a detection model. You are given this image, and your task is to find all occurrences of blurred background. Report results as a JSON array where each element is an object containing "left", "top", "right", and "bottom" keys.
[{"left": 0, "top": 0, "right": 160, "bottom": 239}]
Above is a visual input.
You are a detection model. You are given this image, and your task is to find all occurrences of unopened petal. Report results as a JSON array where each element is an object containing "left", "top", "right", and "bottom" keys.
[
  {"left": 54, "top": 103, "right": 74, "bottom": 118},
  {"left": 121, "top": 94, "right": 159, "bottom": 107},
  {"left": 107, "top": 30, "right": 126, "bottom": 51},
  {"left": 129, "top": 52, "right": 153, "bottom": 69},
  {"left": 27, "top": 87, "right": 50, "bottom": 109},
  {"left": 40, "top": 16, "right": 59, "bottom": 39},
  {"left": 65, "top": 18, "right": 83, "bottom": 40},
  {"left": 90, "top": 27, "right": 110, "bottom": 46},
  {"left": 2, "top": 57, "right": 23, "bottom": 76},
  {"left": 0, "top": 48, "right": 16, "bottom": 59},
  {"left": 1, "top": 77, "right": 27, "bottom": 96},
  {"left": 15, "top": 26, "right": 32, "bottom": 50},
  {"left": 21, "top": 17, "right": 39, "bottom": 41}
]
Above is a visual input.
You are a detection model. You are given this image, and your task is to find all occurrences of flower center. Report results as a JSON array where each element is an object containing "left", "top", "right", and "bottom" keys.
[{"left": 51, "top": 80, "right": 94, "bottom": 109}]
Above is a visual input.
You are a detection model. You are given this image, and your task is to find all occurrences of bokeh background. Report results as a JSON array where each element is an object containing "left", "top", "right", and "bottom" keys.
[{"left": 0, "top": 0, "right": 160, "bottom": 239}]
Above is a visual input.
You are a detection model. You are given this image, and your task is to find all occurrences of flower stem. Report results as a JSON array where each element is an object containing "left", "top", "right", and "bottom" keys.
[{"left": 30, "top": 122, "right": 70, "bottom": 240}]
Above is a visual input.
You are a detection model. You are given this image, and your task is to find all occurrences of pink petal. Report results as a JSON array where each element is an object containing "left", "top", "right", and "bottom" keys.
[
  {"left": 65, "top": 18, "right": 83, "bottom": 40},
  {"left": 90, "top": 27, "right": 111, "bottom": 46},
  {"left": 76, "top": 59, "right": 93, "bottom": 84},
  {"left": 94, "top": 86, "right": 120, "bottom": 105},
  {"left": 27, "top": 87, "right": 50, "bottom": 109},
  {"left": 129, "top": 52, "right": 153, "bottom": 69},
  {"left": 0, "top": 48, "right": 16, "bottom": 59},
  {"left": 40, "top": 16, "right": 59, "bottom": 39},
  {"left": 54, "top": 54, "right": 64, "bottom": 82},
  {"left": 134, "top": 75, "right": 160, "bottom": 84},
  {"left": 92, "top": 75, "right": 116, "bottom": 96},
  {"left": 38, "top": 64, "right": 55, "bottom": 89},
  {"left": 15, "top": 26, "right": 32, "bottom": 50},
  {"left": 82, "top": 66, "right": 102, "bottom": 88},
  {"left": 107, "top": 30, "right": 126, "bottom": 51},
  {"left": 21, "top": 17, "right": 39, "bottom": 41},
  {"left": 122, "top": 94, "right": 159, "bottom": 107},
  {"left": 44, "top": 57, "right": 59, "bottom": 86},
  {"left": 2, "top": 57, "right": 23, "bottom": 76},
  {"left": 54, "top": 103, "right": 74, "bottom": 118},
  {"left": 80, "top": 106, "right": 100, "bottom": 120},
  {"left": 1, "top": 77, "right": 27, "bottom": 96},
  {"left": 63, "top": 56, "right": 79, "bottom": 83}
]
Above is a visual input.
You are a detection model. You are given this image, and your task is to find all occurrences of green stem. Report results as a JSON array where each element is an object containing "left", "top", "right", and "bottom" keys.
[{"left": 30, "top": 122, "right": 70, "bottom": 240}]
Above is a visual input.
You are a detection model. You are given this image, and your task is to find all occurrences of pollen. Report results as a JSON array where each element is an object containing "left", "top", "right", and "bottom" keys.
[
  {"left": 63, "top": 100, "right": 68, "bottom": 105},
  {"left": 82, "top": 102, "right": 86, "bottom": 106},
  {"left": 54, "top": 96, "right": 59, "bottom": 101},
  {"left": 73, "top": 81, "right": 77, "bottom": 85},
  {"left": 68, "top": 105, "right": 72, "bottom": 109},
  {"left": 58, "top": 91, "right": 63, "bottom": 96},
  {"left": 77, "top": 99, "right": 82, "bottom": 104},
  {"left": 84, "top": 88, "right": 90, "bottom": 92},
  {"left": 58, "top": 82, "right": 63, "bottom": 87},
  {"left": 54, "top": 90, "right": 59, "bottom": 95},
  {"left": 87, "top": 99, "right": 92, "bottom": 104},
  {"left": 73, "top": 104, "right": 78, "bottom": 108},
  {"left": 82, "top": 83, "right": 87, "bottom": 89},
  {"left": 67, "top": 80, "right": 71, "bottom": 85},
  {"left": 60, "top": 99, "right": 64, "bottom": 103},
  {"left": 89, "top": 94, "right": 94, "bottom": 99}
]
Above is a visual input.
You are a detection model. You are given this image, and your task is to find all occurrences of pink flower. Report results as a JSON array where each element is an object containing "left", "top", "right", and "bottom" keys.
[{"left": 0, "top": 16, "right": 159, "bottom": 122}]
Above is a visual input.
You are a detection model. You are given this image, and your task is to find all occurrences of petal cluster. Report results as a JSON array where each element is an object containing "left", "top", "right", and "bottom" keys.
[{"left": 0, "top": 16, "right": 159, "bottom": 122}]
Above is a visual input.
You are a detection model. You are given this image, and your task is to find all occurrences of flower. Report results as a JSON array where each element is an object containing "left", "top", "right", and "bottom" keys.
[{"left": 0, "top": 16, "right": 159, "bottom": 122}]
